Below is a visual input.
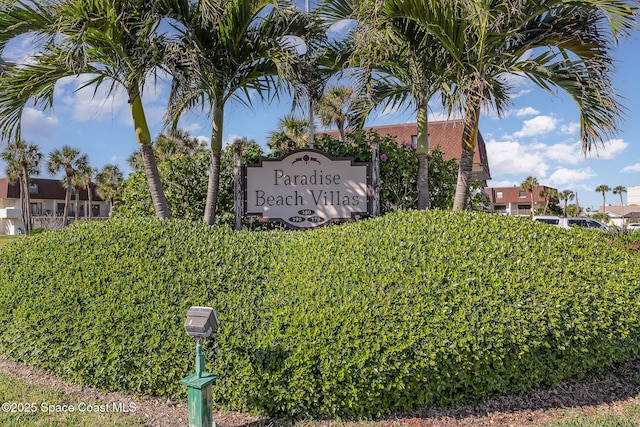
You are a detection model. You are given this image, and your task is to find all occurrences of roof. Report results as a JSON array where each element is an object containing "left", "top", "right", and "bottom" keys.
[
  {"left": 0, "top": 177, "right": 104, "bottom": 202},
  {"left": 599, "top": 205, "right": 640, "bottom": 218},
  {"left": 318, "top": 120, "right": 491, "bottom": 181},
  {"left": 484, "top": 185, "right": 559, "bottom": 204}
]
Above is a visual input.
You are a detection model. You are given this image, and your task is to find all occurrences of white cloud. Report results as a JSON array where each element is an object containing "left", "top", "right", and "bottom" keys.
[
  {"left": 485, "top": 139, "right": 549, "bottom": 178},
  {"left": 327, "top": 19, "right": 357, "bottom": 37},
  {"left": 585, "top": 138, "right": 628, "bottom": 160},
  {"left": 547, "top": 167, "right": 596, "bottom": 187},
  {"left": 196, "top": 135, "right": 211, "bottom": 147},
  {"left": 545, "top": 141, "right": 583, "bottom": 165},
  {"left": 622, "top": 163, "right": 640, "bottom": 173},
  {"left": 560, "top": 122, "right": 580, "bottom": 135},
  {"left": 21, "top": 108, "right": 59, "bottom": 137},
  {"left": 515, "top": 107, "right": 539, "bottom": 117},
  {"left": 223, "top": 134, "right": 243, "bottom": 147},
  {"left": 512, "top": 88, "right": 532, "bottom": 99},
  {"left": 513, "top": 115, "right": 558, "bottom": 138}
]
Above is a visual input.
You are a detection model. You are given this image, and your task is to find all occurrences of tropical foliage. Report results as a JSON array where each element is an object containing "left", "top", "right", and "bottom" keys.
[
  {"left": 0, "top": 140, "right": 42, "bottom": 234},
  {"left": 0, "top": 0, "right": 172, "bottom": 219},
  {"left": 47, "top": 146, "right": 88, "bottom": 227}
]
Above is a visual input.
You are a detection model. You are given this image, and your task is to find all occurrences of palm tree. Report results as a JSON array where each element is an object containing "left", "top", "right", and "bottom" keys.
[
  {"left": 331, "top": 6, "right": 455, "bottom": 211},
  {"left": 0, "top": 140, "right": 42, "bottom": 234},
  {"left": 316, "top": 85, "right": 355, "bottom": 142},
  {"left": 268, "top": 115, "right": 310, "bottom": 152},
  {"left": 47, "top": 146, "right": 88, "bottom": 226},
  {"left": 0, "top": 0, "right": 171, "bottom": 219},
  {"left": 95, "top": 165, "right": 124, "bottom": 216},
  {"left": 74, "top": 165, "right": 96, "bottom": 219},
  {"left": 558, "top": 189, "right": 575, "bottom": 217},
  {"left": 612, "top": 185, "right": 626, "bottom": 224},
  {"left": 376, "top": 0, "right": 636, "bottom": 210},
  {"left": 540, "top": 187, "right": 558, "bottom": 215},
  {"left": 521, "top": 176, "right": 539, "bottom": 218},
  {"left": 128, "top": 130, "right": 208, "bottom": 170},
  {"left": 164, "top": 0, "right": 304, "bottom": 225},
  {"left": 595, "top": 184, "right": 611, "bottom": 209}
]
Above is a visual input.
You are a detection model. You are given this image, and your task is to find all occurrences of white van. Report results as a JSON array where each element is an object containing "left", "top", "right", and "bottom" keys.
[{"left": 532, "top": 216, "right": 609, "bottom": 230}]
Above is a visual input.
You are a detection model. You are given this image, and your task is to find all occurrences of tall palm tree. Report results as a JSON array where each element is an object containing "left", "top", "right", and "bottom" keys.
[
  {"left": 0, "top": 140, "right": 42, "bottom": 235},
  {"left": 333, "top": 7, "right": 455, "bottom": 211},
  {"left": 559, "top": 189, "right": 575, "bottom": 217},
  {"left": 74, "top": 165, "right": 96, "bottom": 219},
  {"left": 595, "top": 184, "right": 611, "bottom": 209},
  {"left": 95, "top": 164, "right": 124, "bottom": 216},
  {"left": 521, "top": 176, "right": 538, "bottom": 218},
  {"left": 316, "top": 85, "right": 355, "bottom": 142},
  {"left": 165, "top": 0, "right": 304, "bottom": 225},
  {"left": 0, "top": 0, "right": 171, "bottom": 219},
  {"left": 47, "top": 146, "right": 88, "bottom": 226},
  {"left": 377, "top": 0, "right": 636, "bottom": 210},
  {"left": 612, "top": 185, "right": 626, "bottom": 224}
]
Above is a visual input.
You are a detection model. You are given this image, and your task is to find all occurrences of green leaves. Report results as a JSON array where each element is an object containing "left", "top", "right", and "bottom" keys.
[{"left": 0, "top": 211, "right": 638, "bottom": 418}]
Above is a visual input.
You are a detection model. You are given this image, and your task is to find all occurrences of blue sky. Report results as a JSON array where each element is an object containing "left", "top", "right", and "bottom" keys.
[{"left": 1, "top": 14, "right": 639, "bottom": 212}]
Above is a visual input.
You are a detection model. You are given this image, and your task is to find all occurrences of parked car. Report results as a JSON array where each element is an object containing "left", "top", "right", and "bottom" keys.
[
  {"left": 533, "top": 215, "right": 609, "bottom": 230},
  {"left": 627, "top": 223, "right": 640, "bottom": 231}
]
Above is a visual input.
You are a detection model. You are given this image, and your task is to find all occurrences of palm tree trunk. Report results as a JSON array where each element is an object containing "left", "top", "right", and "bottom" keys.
[
  {"left": 416, "top": 100, "right": 430, "bottom": 210},
  {"left": 308, "top": 98, "right": 315, "bottom": 149},
  {"left": 22, "top": 166, "right": 33, "bottom": 235},
  {"left": 74, "top": 187, "right": 80, "bottom": 221},
  {"left": 128, "top": 86, "right": 171, "bottom": 220},
  {"left": 18, "top": 173, "right": 29, "bottom": 234},
  {"left": 203, "top": 104, "right": 224, "bottom": 225},
  {"left": 87, "top": 184, "right": 93, "bottom": 220},
  {"left": 63, "top": 174, "right": 72, "bottom": 226},
  {"left": 452, "top": 102, "right": 480, "bottom": 211}
]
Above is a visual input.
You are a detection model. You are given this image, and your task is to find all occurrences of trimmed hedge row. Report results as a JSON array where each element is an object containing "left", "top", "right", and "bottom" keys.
[{"left": 0, "top": 211, "right": 638, "bottom": 418}]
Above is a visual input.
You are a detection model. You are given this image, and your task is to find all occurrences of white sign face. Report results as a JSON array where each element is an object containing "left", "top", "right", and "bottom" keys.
[{"left": 245, "top": 150, "right": 370, "bottom": 229}]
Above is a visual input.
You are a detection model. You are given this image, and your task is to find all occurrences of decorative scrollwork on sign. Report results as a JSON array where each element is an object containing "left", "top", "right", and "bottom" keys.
[{"left": 292, "top": 154, "right": 321, "bottom": 165}]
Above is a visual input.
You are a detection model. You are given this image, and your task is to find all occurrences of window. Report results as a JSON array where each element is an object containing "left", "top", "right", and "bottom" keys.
[
  {"left": 29, "top": 183, "right": 38, "bottom": 194},
  {"left": 410, "top": 135, "right": 418, "bottom": 146},
  {"left": 496, "top": 191, "right": 503, "bottom": 198},
  {"left": 518, "top": 190, "right": 526, "bottom": 198}
]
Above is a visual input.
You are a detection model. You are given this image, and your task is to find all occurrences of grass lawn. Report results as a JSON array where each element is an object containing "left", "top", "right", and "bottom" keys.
[
  {"left": 0, "top": 373, "right": 144, "bottom": 427},
  {"left": 0, "top": 235, "right": 20, "bottom": 246},
  {"left": 1, "top": 370, "right": 639, "bottom": 426}
]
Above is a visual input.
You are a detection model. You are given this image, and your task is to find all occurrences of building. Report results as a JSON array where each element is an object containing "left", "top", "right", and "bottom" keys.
[
  {"left": 484, "top": 185, "right": 559, "bottom": 216},
  {"left": 627, "top": 186, "right": 640, "bottom": 206},
  {"left": 318, "top": 120, "right": 492, "bottom": 185},
  {"left": 0, "top": 177, "right": 110, "bottom": 234},
  {"left": 597, "top": 205, "right": 640, "bottom": 227}
]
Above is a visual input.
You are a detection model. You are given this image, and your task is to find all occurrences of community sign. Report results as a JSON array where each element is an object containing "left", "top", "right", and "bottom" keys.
[{"left": 244, "top": 149, "right": 371, "bottom": 229}]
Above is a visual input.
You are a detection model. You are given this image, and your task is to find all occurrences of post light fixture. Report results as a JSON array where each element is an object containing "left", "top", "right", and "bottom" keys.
[
  {"left": 185, "top": 306, "right": 219, "bottom": 339},
  {"left": 180, "top": 306, "right": 219, "bottom": 427}
]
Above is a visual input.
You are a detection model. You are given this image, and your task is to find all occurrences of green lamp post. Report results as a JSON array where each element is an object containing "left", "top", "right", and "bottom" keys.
[{"left": 180, "top": 306, "right": 219, "bottom": 427}]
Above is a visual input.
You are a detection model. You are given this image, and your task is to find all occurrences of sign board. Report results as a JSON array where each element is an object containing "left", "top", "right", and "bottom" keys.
[{"left": 244, "top": 149, "right": 371, "bottom": 229}]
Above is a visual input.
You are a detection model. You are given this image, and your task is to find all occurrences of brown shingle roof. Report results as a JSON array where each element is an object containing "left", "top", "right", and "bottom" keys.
[
  {"left": 318, "top": 120, "right": 491, "bottom": 181},
  {"left": 0, "top": 177, "right": 104, "bottom": 201}
]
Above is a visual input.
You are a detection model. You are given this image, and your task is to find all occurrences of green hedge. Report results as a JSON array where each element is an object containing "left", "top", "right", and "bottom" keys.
[{"left": 0, "top": 211, "right": 638, "bottom": 418}]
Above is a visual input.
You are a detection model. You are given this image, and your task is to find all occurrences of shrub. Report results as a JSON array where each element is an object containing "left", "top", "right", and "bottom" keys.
[{"left": 0, "top": 211, "right": 638, "bottom": 419}]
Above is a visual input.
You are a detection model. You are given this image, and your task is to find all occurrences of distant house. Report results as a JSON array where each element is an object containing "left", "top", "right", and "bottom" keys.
[
  {"left": 0, "top": 177, "right": 110, "bottom": 235},
  {"left": 484, "top": 185, "right": 559, "bottom": 216},
  {"left": 318, "top": 120, "right": 492, "bottom": 185},
  {"left": 598, "top": 205, "right": 640, "bottom": 227}
]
